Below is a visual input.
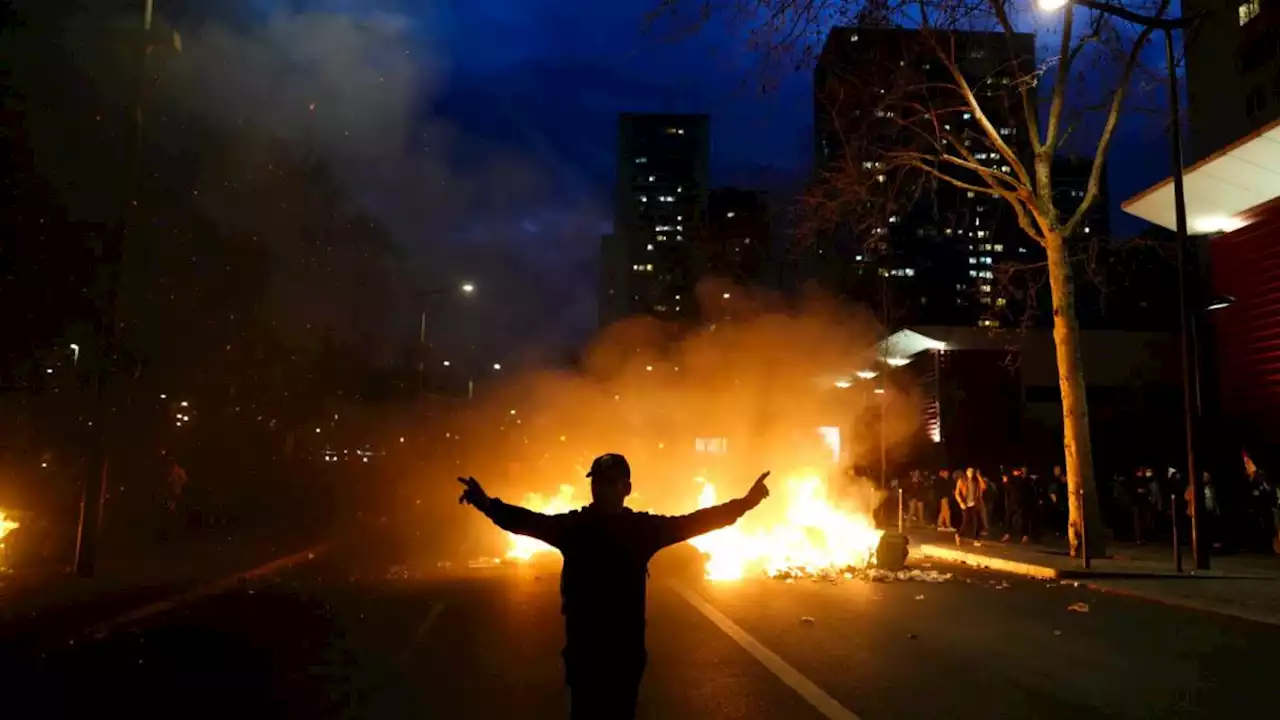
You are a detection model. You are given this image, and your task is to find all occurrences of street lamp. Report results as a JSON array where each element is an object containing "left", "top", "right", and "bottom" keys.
[{"left": 1038, "top": 0, "right": 1206, "bottom": 569}]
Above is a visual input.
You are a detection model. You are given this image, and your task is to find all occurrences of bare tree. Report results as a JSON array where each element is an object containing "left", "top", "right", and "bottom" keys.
[{"left": 657, "top": 0, "right": 1178, "bottom": 557}]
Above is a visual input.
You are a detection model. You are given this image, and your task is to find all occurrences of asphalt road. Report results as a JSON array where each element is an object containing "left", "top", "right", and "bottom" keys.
[{"left": 5, "top": 553, "right": 1278, "bottom": 719}]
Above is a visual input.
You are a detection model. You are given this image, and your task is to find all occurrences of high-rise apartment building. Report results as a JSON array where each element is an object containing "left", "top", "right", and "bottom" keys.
[
  {"left": 601, "top": 113, "right": 710, "bottom": 328},
  {"left": 706, "top": 188, "right": 771, "bottom": 286},
  {"left": 1184, "top": 0, "right": 1280, "bottom": 161},
  {"left": 812, "top": 26, "right": 1038, "bottom": 329}
]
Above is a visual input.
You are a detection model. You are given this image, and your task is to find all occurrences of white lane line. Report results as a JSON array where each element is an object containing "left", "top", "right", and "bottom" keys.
[
  {"left": 399, "top": 601, "right": 445, "bottom": 662},
  {"left": 671, "top": 584, "right": 862, "bottom": 720}
]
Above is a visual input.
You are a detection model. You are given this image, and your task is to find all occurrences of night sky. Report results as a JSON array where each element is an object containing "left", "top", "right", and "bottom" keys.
[{"left": 141, "top": 1, "right": 1183, "bottom": 357}]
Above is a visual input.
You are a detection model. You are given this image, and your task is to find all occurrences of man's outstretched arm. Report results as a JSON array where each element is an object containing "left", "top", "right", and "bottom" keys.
[
  {"left": 650, "top": 471, "right": 770, "bottom": 549},
  {"left": 457, "top": 476, "right": 567, "bottom": 548}
]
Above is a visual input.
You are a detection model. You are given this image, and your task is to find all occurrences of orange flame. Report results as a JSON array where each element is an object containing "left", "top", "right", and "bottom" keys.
[{"left": 503, "top": 470, "right": 882, "bottom": 581}]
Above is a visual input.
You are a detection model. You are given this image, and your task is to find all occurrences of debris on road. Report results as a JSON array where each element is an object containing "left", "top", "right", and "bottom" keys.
[{"left": 1067, "top": 602, "right": 1090, "bottom": 613}]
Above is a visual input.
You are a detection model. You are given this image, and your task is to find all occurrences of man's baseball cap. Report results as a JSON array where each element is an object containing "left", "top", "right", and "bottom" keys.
[{"left": 586, "top": 453, "right": 631, "bottom": 481}]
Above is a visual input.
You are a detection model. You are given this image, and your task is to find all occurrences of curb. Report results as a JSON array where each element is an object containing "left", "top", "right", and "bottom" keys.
[
  {"left": 913, "top": 543, "right": 1061, "bottom": 579},
  {"left": 1081, "top": 580, "right": 1280, "bottom": 627},
  {"left": 85, "top": 544, "right": 327, "bottom": 639}
]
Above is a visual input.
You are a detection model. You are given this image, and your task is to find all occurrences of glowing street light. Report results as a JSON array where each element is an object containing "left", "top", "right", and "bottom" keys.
[
  {"left": 1037, "top": 0, "right": 1068, "bottom": 9},
  {"left": 442, "top": 360, "right": 451, "bottom": 367},
  {"left": 460, "top": 282, "right": 476, "bottom": 295},
  {"left": 492, "top": 363, "right": 502, "bottom": 371},
  {"left": 856, "top": 370, "right": 879, "bottom": 380},
  {"left": 834, "top": 381, "right": 853, "bottom": 389}
]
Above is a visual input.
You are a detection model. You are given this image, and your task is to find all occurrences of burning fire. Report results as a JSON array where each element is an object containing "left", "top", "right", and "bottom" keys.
[
  {"left": 0, "top": 510, "right": 18, "bottom": 542},
  {"left": 502, "top": 471, "right": 883, "bottom": 581},
  {"left": 688, "top": 472, "right": 883, "bottom": 580},
  {"left": 504, "top": 484, "right": 579, "bottom": 561}
]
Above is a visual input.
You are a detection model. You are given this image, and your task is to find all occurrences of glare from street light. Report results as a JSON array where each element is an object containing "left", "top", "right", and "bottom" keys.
[
  {"left": 493, "top": 363, "right": 502, "bottom": 370},
  {"left": 460, "top": 282, "right": 476, "bottom": 295},
  {"left": 856, "top": 370, "right": 879, "bottom": 380},
  {"left": 442, "top": 360, "right": 451, "bottom": 367},
  {"left": 722, "top": 292, "right": 731, "bottom": 299},
  {"left": 1205, "top": 295, "right": 1237, "bottom": 311},
  {"left": 834, "top": 380, "right": 853, "bottom": 389},
  {"left": 1038, "top": 0, "right": 1069, "bottom": 10}
]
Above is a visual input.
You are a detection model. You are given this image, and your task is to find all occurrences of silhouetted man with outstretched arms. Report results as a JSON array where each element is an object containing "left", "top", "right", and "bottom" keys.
[{"left": 458, "top": 453, "right": 771, "bottom": 719}]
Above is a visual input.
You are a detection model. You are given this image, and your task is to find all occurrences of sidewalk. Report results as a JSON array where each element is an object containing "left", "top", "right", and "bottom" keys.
[
  {"left": 907, "top": 528, "right": 1280, "bottom": 625},
  {"left": 0, "top": 525, "right": 323, "bottom": 651}
]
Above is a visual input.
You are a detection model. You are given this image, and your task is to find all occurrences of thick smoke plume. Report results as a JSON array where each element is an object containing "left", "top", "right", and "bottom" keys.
[{"left": 435, "top": 280, "right": 922, "bottom": 560}]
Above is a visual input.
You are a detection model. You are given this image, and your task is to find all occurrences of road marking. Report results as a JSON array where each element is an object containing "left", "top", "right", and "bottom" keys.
[
  {"left": 399, "top": 601, "right": 445, "bottom": 662},
  {"left": 671, "top": 584, "right": 861, "bottom": 720}
]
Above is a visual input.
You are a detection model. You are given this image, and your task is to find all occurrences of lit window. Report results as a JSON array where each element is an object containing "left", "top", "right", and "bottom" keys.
[
  {"left": 982, "top": 270, "right": 994, "bottom": 279},
  {"left": 969, "top": 270, "right": 977, "bottom": 278},
  {"left": 969, "top": 256, "right": 978, "bottom": 264},
  {"left": 1240, "top": 0, "right": 1260, "bottom": 25},
  {"left": 646, "top": 264, "right": 654, "bottom": 271},
  {"left": 648, "top": 175, "right": 656, "bottom": 182},
  {"left": 638, "top": 195, "right": 647, "bottom": 202},
  {"left": 1000, "top": 165, "right": 1011, "bottom": 173},
  {"left": 856, "top": 255, "right": 864, "bottom": 261},
  {"left": 636, "top": 157, "right": 648, "bottom": 164},
  {"left": 976, "top": 230, "right": 988, "bottom": 238},
  {"left": 999, "top": 127, "right": 1015, "bottom": 136},
  {"left": 676, "top": 216, "right": 683, "bottom": 221},
  {"left": 993, "top": 244, "right": 1003, "bottom": 252},
  {"left": 889, "top": 215, "right": 899, "bottom": 223},
  {"left": 1084, "top": 226, "right": 1091, "bottom": 234},
  {"left": 876, "top": 174, "right": 887, "bottom": 183},
  {"left": 963, "top": 112, "right": 972, "bottom": 120},
  {"left": 966, "top": 191, "right": 975, "bottom": 198},
  {"left": 646, "top": 244, "right": 654, "bottom": 251},
  {"left": 980, "top": 284, "right": 992, "bottom": 293},
  {"left": 995, "top": 298, "right": 1007, "bottom": 307},
  {"left": 982, "top": 256, "right": 993, "bottom": 265}
]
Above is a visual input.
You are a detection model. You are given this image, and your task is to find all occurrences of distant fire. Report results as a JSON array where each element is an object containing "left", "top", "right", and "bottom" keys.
[
  {"left": 502, "top": 470, "right": 883, "bottom": 581},
  {"left": 0, "top": 510, "right": 18, "bottom": 542},
  {"left": 0, "top": 509, "right": 19, "bottom": 569}
]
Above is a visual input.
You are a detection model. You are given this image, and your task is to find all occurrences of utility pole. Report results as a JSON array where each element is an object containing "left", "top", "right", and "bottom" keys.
[{"left": 75, "top": 1, "right": 161, "bottom": 577}]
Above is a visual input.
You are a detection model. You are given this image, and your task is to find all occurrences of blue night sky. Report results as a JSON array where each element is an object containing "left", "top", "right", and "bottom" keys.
[{"left": 212, "top": 0, "right": 1175, "bottom": 357}]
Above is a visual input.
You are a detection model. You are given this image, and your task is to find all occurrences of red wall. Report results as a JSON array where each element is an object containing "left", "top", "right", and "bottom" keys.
[{"left": 1209, "top": 212, "right": 1280, "bottom": 454}]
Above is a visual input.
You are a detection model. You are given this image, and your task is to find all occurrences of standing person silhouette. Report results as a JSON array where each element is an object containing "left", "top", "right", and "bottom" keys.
[{"left": 458, "top": 453, "right": 771, "bottom": 719}]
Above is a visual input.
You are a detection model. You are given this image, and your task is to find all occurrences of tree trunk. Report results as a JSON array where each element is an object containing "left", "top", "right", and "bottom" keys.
[{"left": 1044, "top": 231, "right": 1107, "bottom": 559}]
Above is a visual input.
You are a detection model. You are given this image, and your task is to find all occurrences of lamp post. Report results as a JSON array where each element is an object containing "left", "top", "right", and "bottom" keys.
[
  {"left": 417, "top": 282, "right": 475, "bottom": 390},
  {"left": 1038, "top": 0, "right": 1206, "bottom": 568}
]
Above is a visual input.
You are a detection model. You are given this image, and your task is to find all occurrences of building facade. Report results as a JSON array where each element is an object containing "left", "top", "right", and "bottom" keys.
[
  {"left": 603, "top": 113, "right": 711, "bottom": 327},
  {"left": 1184, "top": 0, "right": 1280, "bottom": 162},
  {"left": 705, "top": 188, "right": 771, "bottom": 286},
  {"left": 812, "top": 26, "right": 1039, "bottom": 329}
]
